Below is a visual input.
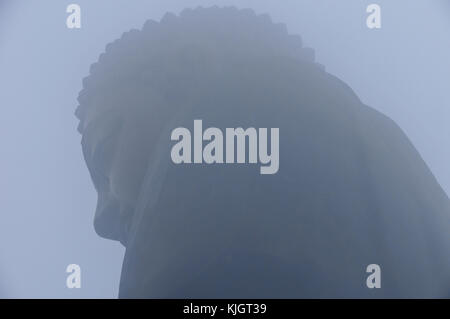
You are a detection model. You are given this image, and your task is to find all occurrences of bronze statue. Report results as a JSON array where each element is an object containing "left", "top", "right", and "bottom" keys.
[{"left": 76, "top": 7, "right": 450, "bottom": 298}]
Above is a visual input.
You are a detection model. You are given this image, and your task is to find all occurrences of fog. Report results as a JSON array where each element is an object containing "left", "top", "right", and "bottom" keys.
[{"left": 0, "top": 0, "right": 449, "bottom": 298}]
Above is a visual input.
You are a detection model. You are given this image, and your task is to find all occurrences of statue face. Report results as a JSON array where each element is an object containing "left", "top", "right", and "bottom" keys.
[{"left": 81, "top": 106, "right": 158, "bottom": 243}]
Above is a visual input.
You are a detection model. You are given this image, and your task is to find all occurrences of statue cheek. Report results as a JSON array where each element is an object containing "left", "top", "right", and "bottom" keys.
[
  {"left": 108, "top": 127, "right": 153, "bottom": 206},
  {"left": 108, "top": 150, "right": 146, "bottom": 207}
]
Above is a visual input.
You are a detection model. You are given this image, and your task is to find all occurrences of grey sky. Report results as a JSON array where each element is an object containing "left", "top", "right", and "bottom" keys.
[{"left": 0, "top": 0, "right": 448, "bottom": 298}]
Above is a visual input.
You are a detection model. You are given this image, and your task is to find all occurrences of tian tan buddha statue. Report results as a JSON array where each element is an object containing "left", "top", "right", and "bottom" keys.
[{"left": 75, "top": 7, "right": 450, "bottom": 298}]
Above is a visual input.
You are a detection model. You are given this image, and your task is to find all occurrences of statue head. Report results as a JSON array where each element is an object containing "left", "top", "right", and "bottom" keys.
[{"left": 75, "top": 6, "right": 318, "bottom": 246}]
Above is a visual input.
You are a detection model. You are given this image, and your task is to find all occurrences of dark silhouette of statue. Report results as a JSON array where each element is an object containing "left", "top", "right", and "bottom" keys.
[{"left": 76, "top": 7, "right": 450, "bottom": 298}]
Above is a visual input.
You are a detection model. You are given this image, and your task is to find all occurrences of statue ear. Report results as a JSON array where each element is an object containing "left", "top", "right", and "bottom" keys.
[{"left": 124, "top": 106, "right": 191, "bottom": 251}]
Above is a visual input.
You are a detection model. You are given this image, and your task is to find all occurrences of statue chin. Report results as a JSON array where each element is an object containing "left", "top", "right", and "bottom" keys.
[{"left": 93, "top": 191, "right": 132, "bottom": 246}]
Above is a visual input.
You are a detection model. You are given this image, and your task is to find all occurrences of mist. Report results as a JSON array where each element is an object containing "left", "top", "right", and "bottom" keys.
[{"left": 0, "top": 0, "right": 449, "bottom": 298}]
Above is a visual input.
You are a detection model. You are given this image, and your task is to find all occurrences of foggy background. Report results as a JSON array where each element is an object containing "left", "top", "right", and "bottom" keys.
[{"left": 0, "top": 0, "right": 449, "bottom": 298}]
